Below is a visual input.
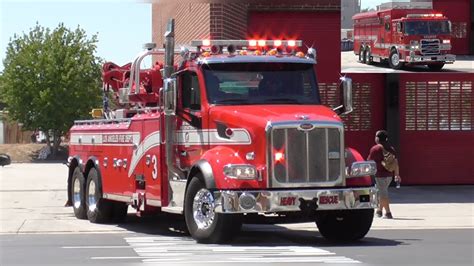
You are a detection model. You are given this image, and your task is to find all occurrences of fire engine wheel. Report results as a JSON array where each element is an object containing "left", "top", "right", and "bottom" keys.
[
  {"left": 362, "top": 50, "right": 367, "bottom": 64},
  {"left": 315, "top": 209, "right": 374, "bottom": 242},
  {"left": 427, "top": 63, "right": 445, "bottom": 71},
  {"left": 358, "top": 48, "right": 364, "bottom": 62},
  {"left": 85, "top": 168, "right": 114, "bottom": 223},
  {"left": 388, "top": 50, "right": 403, "bottom": 69},
  {"left": 184, "top": 177, "right": 242, "bottom": 243},
  {"left": 71, "top": 167, "right": 87, "bottom": 219}
]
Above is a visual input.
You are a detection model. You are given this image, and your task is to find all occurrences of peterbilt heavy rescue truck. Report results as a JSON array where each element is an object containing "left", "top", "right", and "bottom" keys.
[
  {"left": 67, "top": 19, "right": 378, "bottom": 243},
  {"left": 353, "top": 7, "right": 455, "bottom": 70}
]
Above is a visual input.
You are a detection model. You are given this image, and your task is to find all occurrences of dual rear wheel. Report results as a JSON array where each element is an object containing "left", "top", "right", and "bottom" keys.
[{"left": 70, "top": 167, "right": 128, "bottom": 223}]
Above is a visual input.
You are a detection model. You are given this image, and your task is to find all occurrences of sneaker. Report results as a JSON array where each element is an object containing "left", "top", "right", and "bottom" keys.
[
  {"left": 376, "top": 210, "right": 382, "bottom": 218},
  {"left": 384, "top": 212, "right": 393, "bottom": 219}
]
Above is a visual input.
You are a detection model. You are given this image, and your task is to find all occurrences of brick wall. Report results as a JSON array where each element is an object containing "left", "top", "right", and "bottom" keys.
[{"left": 152, "top": 0, "right": 341, "bottom": 47}]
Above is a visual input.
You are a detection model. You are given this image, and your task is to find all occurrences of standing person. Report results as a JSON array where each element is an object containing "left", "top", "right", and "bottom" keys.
[{"left": 367, "top": 130, "right": 401, "bottom": 219}]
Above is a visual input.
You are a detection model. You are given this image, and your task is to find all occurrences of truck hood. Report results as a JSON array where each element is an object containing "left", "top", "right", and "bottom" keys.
[{"left": 208, "top": 105, "right": 342, "bottom": 130}]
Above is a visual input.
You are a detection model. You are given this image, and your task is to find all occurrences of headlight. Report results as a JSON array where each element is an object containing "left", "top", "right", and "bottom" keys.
[
  {"left": 224, "top": 164, "right": 257, "bottom": 179},
  {"left": 349, "top": 161, "right": 377, "bottom": 177},
  {"left": 410, "top": 40, "right": 419, "bottom": 50},
  {"left": 443, "top": 39, "right": 450, "bottom": 44}
]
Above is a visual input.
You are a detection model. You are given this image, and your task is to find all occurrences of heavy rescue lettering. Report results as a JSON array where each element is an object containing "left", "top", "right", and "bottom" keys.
[
  {"left": 280, "top": 196, "right": 297, "bottom": 206},
  {"left": 319, "top": 195, "right": 339, "bottom": 204}
]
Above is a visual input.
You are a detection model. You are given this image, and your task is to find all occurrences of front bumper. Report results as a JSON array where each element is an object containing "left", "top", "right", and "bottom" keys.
[
  {"left": 214, "top": 187, "right": 378, "bottom": 213},
  {"left": 405, "top": 54, "right": 455, "bottom": 64}
]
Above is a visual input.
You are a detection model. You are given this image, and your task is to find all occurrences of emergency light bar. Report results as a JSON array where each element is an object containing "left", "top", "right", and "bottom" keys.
[
  {"left": 406, "top": 13, "right": 444, "bottom": 18},
  {"left": 191, "top": 39, "right": 303, "bottom": 48}
]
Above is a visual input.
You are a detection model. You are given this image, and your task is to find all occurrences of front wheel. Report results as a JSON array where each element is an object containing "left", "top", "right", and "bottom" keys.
[
  {"left": 184, "top": 177, "right": 242, "bottom": 243},
  {"left": 315, "top": 209, "right": 374, "bottom": 242},
  {"left": 388, "top": 50, "right": 403, "bottom": 69}
]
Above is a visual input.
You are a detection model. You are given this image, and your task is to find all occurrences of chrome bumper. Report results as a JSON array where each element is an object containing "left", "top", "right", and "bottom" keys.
[
  {"left": 214, "top": 187, "right": 378, "bottom": 213},
  {"left": 405, "top": 54, "right": 455, "bottom": 63}
]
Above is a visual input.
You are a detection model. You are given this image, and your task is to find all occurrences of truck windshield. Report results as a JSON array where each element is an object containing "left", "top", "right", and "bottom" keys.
[
  {"left": 404, "top": 20, "right": 450, "bottom": 35},
  {"left": 203, "top": 63, "right": 320, "bottom": 105}
]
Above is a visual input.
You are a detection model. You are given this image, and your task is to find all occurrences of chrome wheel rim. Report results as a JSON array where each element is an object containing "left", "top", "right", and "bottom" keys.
[
  {"left": 192, "top": 188, "right": 215, "bottom": 230},
  {"left": 391, "top": 53, "right": 400, "bottom": 66},
  {"left": 73, "top": 178, "right": 81, "bottom": 208},
  {"left": 87, "top": 180, "right": 97, "bottom": 212}
]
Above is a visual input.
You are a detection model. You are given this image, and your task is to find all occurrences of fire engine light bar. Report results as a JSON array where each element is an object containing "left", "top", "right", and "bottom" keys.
[
  {"left": 349, "top": 161, "right": 377, "bottom": 177},
  {"left": 407, "top": 13, "right": 444, "bottom": 18},
  {"left": 191, "top": 40, "right": 303, "bottom": 48},
  {"left": 223, "top": 164, "right": 257, "bottom": 180}
]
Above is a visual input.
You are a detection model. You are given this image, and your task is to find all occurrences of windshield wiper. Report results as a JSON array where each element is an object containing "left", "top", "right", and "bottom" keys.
[
  {"left": 214, "top": 99, "right": 251, "bottom": 104},
  {"left": 264, "top": 98, "right": 300, "bottom": 103}
]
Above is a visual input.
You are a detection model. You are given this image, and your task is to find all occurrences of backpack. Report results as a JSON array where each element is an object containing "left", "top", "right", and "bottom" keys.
[{"left": 382, "top": 149, "right": 398, "bottom": 172}]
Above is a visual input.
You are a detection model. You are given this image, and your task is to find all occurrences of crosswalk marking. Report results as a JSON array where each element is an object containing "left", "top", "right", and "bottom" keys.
[{"left": 112, "top": 236, "right": 362, "bottom": 264}]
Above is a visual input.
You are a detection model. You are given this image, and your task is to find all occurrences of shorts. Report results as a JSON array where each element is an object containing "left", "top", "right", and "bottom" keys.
[{"left": 375, "top": 176, "right": 393, "bottom": 198}]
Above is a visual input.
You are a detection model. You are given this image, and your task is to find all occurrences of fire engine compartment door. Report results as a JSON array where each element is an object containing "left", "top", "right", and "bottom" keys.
[{"left": 142, "top": 117, "right": 162, "bottom": 203}]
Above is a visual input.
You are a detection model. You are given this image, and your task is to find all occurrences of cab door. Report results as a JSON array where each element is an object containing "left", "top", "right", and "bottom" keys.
[{"left": 175, "top": 70, "right": 204, "bottom": 173}]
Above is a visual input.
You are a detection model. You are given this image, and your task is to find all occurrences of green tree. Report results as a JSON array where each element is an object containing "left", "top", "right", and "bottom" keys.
[{"left": 0, "top": 23, "right": 102, "bottom": 155}]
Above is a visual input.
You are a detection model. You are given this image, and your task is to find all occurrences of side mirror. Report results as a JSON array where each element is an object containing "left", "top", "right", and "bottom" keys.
[
  {"left": 163, "top": 78, "right": 177, "bottom": 115},
  {"left": 333, "top": 77, "right": 353, "bottom": 115}
]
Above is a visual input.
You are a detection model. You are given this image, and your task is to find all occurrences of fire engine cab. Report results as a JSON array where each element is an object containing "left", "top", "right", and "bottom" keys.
[
  {"left": 67, "top": 19, "right": 378, "bottom": 243},
  {"left": 353, "top": 5, "right": 456, "bottom": 70}
]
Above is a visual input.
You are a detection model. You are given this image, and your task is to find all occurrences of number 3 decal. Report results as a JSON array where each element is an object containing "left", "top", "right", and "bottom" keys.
[{"left": 152, "top": 155, "right": 158, "bottom": 180}]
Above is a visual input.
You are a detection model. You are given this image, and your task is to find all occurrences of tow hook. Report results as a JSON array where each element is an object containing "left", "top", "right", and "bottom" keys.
[{"left": 299, "top": 197, "right": 319, "bottom": 211}]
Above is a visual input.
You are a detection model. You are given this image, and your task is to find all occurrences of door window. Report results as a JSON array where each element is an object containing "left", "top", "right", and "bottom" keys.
[{"left": 181, "top": 71, "right": 201, "bottom": 111}]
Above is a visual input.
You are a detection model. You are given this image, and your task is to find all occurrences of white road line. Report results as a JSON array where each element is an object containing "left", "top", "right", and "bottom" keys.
[
  {"left": 119, "top": 236, "right": 362, "bottom": 264},
  {"left": 62, "top": 246, "right": 131, "bottom": 249}
]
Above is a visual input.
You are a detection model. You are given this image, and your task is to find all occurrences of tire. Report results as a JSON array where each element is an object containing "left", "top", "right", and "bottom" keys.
[
  {"left": 184, "top": 177, "right": 242, "bottom": 243},
  {"left": 388, "top": 50, "right": 403, "bottom": 69},
  {"left": 315, "top": 209, "right": 374, "bottom": 242},
  {"left": 367, "top": 50, "right": 373, "bottom": 65},
  {"left": 85, "top": 168, "right": 114, "bottom": 223},
  {"left": 71, "top": 167, "right": 87, "bottom": 219},
  {"left": 362, "top": 49, "right": 367, "bottom": 64},
  {"left": 427, "top": 63, "right": 444, "bottom": 71},
  {"left": 358, "top": 47, "right": 364, "bottom": 62}
]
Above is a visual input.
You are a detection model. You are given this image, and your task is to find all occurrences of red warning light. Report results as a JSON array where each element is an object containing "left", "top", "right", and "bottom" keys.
[
  {"left": 202, "top": 39, "right": 211, "bottom": 46},
  {"left": 249, "top": 40, "right": 257, "bottom": 47},
  {"left": 258, "top": 40, "right": 266, "bottom": 47},
  {"left": 288, "top": 40, "right": 296, "bottom": 47},
  {"left": 274, "top": 40, "right": 282, "bottom": 47}
]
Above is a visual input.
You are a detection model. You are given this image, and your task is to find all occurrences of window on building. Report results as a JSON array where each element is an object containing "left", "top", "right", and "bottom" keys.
[
  {"left": 405, "top": 81, "right": 472, "bottom": 131},
  {"left": 319, "top": 82, "right": 372, "bottom": 131}
]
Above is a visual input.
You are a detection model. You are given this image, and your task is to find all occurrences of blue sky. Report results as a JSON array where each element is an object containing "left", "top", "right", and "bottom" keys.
[
  {"left": 0, "top": 0, "right": 151, "bottom": 71},
  {"left": 361, "top": 0, "right": 388, "bottom": 9}
]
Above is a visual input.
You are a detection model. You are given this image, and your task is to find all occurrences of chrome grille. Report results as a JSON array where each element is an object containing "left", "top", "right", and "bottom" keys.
[
  {"left": 421, "top": 39, "right": 440, "bottom": 55},
  {"left": 268, "top": 123, "right": 343, "bottom": 188}
]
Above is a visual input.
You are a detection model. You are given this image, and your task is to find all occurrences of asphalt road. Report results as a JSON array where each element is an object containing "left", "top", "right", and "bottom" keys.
[
  {"left": 1, "top": 164, "right": 473, "bottom": 265},
  {"left": 1, "top": 227, "right": 473, "bottom": 266},
  {"left": 341, "top": 51, "right": 474, "bottom": 73}
]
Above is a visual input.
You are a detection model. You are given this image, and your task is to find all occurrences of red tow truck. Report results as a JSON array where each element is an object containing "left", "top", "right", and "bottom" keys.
[
  {"left": 67, "top": 19, "right": 378, "bottom": 243},
  {"left": 353, "top": 6, "right": 455, "bottom": 70}
]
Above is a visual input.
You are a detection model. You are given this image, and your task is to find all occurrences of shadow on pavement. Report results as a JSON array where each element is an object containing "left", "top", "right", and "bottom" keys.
[{"left": 115, "top": 213, "right": 404, "bottom": 248}]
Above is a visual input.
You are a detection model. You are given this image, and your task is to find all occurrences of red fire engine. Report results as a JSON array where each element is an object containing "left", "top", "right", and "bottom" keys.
[
  {"left": 353, "top": 6, "right": 455, "bottom": 70},
  {"left": 67, "top": 19, "right": 378, "bottom": 243}
]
